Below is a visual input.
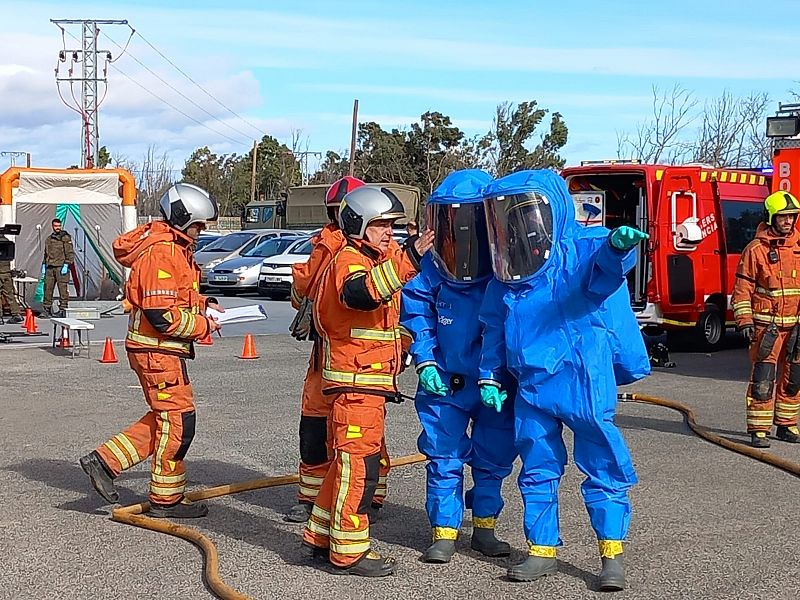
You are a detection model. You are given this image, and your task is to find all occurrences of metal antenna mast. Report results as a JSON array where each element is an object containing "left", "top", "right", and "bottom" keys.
[{"left": 51, "top": 19, "right": 129, "bottom": 168}]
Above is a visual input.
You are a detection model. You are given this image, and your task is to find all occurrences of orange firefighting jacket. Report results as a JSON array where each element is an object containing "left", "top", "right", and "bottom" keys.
[
  {"left": 313, "top": 239, "right": 420, "bottom": 393},
  {"left": 291, "top": 223, "right": 344, "bottom": 309},
  {"left": 732, "top": 223, "right": 800, "bottom": 329},
  {"left": 114, "top": 221, "right": 212, "bottom": 357}
]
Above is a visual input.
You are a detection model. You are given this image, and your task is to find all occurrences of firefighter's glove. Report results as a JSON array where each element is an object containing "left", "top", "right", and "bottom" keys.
[
  {"left": 419, "top": 365, "right": 448, "bottom": 396},
  {"left": 60, "top": 264, "right": 69, "bottom": 276},
  {"left": 740, "top": 325, "right": 755, "bottom": 343},
  {"left": 479, "top": 384, "right": 507, "bottom": 413},
  {"left": 40, "top": 264, "right": 46, "bottom": 277},
  {"left": 609, "top": 226, "right": 648, "bottom": 251}
]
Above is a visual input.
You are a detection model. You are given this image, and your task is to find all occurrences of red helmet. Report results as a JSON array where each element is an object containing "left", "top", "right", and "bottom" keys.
[{"left": 325, "top": 176, "right": 365, "bottom": 208}]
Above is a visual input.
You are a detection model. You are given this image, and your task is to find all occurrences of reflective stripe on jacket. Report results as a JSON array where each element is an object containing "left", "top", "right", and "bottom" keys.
[{"left": 732, "top": 223, "right": 800, "bottom": 329}]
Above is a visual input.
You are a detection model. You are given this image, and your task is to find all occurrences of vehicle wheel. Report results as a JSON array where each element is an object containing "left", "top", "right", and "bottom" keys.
[{"left": 695, "top": 306, "right": 724, "bottom": 351}]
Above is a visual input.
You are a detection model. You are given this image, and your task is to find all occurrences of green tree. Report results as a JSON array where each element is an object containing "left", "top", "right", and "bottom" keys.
[
  {"left": 481, "top": 101, "right": 569, "bottom": 176},
  {"left": 309, "top": 150, "right": 349, "bottom": 184},
  {"left": 98, "top": 146, "right": 112, "bottom": 168},
  {"left": 239, "top": 135, "right": 302, "bottom": 203}
]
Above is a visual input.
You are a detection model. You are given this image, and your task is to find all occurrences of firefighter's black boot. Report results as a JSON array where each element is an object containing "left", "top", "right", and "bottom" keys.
[
  {"left": 471, "top": 526, "right": 511, "bottom": 557},
  {"left": 334, "top": 550, "right": 396, "bottom": 577},
  {"left": 751, "top": 431, "right": 771, "bottom": 448},
  {"left": 507, "top": 556, "right": 558, "bottom": 582},
  {"left": 148, "top": 498, "right": 209, "bottom": 519},
  {"left": 422, "top": 540, "right": 456, "bottom": 563},
  {"left": 776, "top": 425, "right": 800, "bottom": 443},
  {"left": 599, "top": 555, "right": 626, "bottom": 591},
  {"left": 284, "top": 502, "right": 313, "bottom": 523},
  {"left": 79, "top": 451, "right": 119, "bottom": 504}
]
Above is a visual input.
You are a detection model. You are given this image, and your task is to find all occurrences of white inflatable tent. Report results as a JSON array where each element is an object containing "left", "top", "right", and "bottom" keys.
[{"left": 0, "top": 167, "right": 137, "bottom": 302}]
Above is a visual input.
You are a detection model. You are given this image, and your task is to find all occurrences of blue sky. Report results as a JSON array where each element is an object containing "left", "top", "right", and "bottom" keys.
[{"left": 1, "top": 0, "right": 798, "bottom": 173}]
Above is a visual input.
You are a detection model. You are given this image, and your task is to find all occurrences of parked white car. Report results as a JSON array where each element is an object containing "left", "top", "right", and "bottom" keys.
[{"left": 257, "top": 237, "right": 314, "bottom": 300}]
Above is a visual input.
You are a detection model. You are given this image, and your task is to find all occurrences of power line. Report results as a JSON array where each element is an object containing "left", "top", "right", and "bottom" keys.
[
  {"left": 133, "top": 30, "right": 266, "bottom": 139},
  {"left": 109, "top": 63, "right": 249, "bottom": 146},
  {"left": 62, "top": 28, "right": 248, "bottom": 147},
  {"left": 101, "top": 31, "right": 253, "bottom": 143}
]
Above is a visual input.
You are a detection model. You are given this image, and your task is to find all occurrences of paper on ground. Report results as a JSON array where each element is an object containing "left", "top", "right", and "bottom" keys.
[{"left": 206, "top": 304, "right": 268, "bottom": 325}]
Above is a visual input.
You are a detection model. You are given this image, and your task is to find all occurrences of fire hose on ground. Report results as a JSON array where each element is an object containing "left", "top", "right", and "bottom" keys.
[{"left": 110, "top": 394, "right": 800, "bottom": 600}]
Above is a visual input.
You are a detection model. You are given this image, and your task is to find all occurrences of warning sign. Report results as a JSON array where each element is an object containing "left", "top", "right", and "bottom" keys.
[{"left": 572, "top": 191, "right": 605, "bottom": 227}]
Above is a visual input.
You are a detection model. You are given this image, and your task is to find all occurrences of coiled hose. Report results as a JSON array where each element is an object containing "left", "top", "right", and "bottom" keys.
[{"left": 111, "top": 393, "right": 800, "bottom": 600}]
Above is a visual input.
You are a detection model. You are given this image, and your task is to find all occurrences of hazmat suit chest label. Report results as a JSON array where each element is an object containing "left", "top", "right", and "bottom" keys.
[
  {"left": 314, "top": 247, "right": 404, "bottom": 393},
  {"left": 433, "top": 283, "right": 485, "bottom": 377}
]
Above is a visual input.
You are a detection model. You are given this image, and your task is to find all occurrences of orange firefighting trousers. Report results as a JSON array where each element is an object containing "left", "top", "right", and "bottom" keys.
[
  {"left": 746, "top": 325, "right": 800, "bottom": 432},
  {"left": 298, "top": 354, "right": 390, "bottom": 505},
  {"left": 302, "top": 391, "right": 386, "bottom": 567},
  {"left": 96, "top": 351, "right": 197, "bottom": 505}
]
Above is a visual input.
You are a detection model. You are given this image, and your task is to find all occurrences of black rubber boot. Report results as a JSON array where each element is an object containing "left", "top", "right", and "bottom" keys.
[
  {"left": 776, "top": 425, "right": 800, "bottom": 443},
  {"left": 471, "top": 527, "right": 511, "bottom": 557},
  {"left": 333, "top": 550, "right": 396, "bottom": 577},
  {"left": 422, "top": 540, "right": 456, "bottom": 563},
  {"left": 751, "top": 431, "right": 771, "bottom": 448},
  {"left": 507, "top": 556, "right": 558, "bottom": 582},
  {"left": 284, "top": 502, "right": 313, "bottom": 523},
  {"left": 79, "top": 451, "right": 119, "bottom": 504},
  {"left": 599, "top": 555, "right": 625, "bottom": 591},
  {"left": 302, "top": 543, "right": 329, "bottom": 563},
  {"left": 8, "top": 315, "right": 23, "bottom": 324},
  {"left": 148, "top": 499, "right": 209, "bottom": 519},
  {"left": 368, "top": 501, "right": 383, "bottom": 522}
]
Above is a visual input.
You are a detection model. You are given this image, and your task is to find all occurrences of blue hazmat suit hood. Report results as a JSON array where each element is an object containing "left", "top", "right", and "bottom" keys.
[
  {"left": 427, "top": 169, "right": 494, "bottom": 284},
  {"left": 482, "top": 169, "right": 575, "bottom": 285}
]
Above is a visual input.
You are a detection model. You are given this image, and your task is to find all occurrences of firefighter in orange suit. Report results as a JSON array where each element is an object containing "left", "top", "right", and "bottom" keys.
[
  {"left": 286, "top": 176, "right": 393, "bottom": 523},
  {"left": 302, "top": 185, "right": 434, "bottom": 576},
  {"left": 79, "top": 183, "right": 222, "bottom": 518},
  {"left": 732, "top": 190, "right": 800, "bottom": 448}
]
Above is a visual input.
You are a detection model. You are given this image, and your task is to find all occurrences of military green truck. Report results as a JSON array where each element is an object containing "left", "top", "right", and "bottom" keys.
[{"left": 241, "top": 183, "right": 422, "bottom": 231}]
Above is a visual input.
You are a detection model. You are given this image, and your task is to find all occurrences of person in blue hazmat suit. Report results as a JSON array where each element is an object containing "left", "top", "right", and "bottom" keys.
[
  {"left": 400, "top": 169, "right": 518, "bottom": 564},
  {"left": 478, "top": 169, "right": 650, "bottom": 591}
]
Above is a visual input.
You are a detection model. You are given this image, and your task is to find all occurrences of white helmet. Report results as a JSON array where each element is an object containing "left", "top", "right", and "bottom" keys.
[
  {"left": 159, "top": 183, "right": 219, "bottom": 231},
  {"left": 338, "top": 186, "right": 406, "bottom": 239}
]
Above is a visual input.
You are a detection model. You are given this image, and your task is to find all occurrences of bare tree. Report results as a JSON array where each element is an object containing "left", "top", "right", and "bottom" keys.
[
  {"left": 617, "top": 84, "right": 698, "bottom": 163},
  {"left": 691, "top": 91, "right": 770, "bottom": 168},
  {"left": 129, "top": 146, "right": 177, "bottom": 216}
]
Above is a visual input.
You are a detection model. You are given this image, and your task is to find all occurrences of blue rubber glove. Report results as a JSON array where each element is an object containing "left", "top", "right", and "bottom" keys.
[
  {"left": 419, "top": 365, "right": 448, "bottom": 396},
  {"left": 479, "top": 384, "right": 507, "bottom": 413},
  {"left": 40, "top": 264, "right": 46, "bottom": 277},
  {"left": 609, "top": 226, "right": 648, "bottom": 251},
  {"left": 60, "top": 264, "right": 69, "bottom": 276}
]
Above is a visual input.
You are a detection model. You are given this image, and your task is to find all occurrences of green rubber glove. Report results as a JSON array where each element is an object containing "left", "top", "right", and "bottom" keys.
[
  {"left": 419, "top": 365, "right": 448, "bottom": 396},
  {"left": 609, "top": 226, "right": 648, "bottom": 251},
  {"left": 479, "top": 384, "right": 507, "bottom": 413},
  {"left": 60, "top": 264, "right": 69, "bottom": 276}
]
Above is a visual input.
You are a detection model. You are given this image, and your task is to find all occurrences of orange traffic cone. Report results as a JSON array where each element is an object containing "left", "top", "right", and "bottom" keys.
[
  {"left": 197, "top": 331, "right": 213, "bottom": 346},
  {"left": 100, "top": 337, "right": 118, "bottom": 364},
  {"left": 58, "top": 329, "right": 72, "bottom": 349},
  {"left": 25, "top": 312, "right": 39, "bottom": 334},
  {"left": 22, "top": 308, "right": 33, "bottom": 329},
  {"left": 239, "top": 333, "right": 259, "bottom": 359}
]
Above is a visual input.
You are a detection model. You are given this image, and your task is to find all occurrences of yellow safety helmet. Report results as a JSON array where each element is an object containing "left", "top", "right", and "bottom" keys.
[{"left": 765, "top": 191, "right": 800, "bottom": 224}]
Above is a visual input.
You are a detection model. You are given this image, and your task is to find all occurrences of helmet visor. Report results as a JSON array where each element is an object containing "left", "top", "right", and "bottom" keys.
[
  {"left": 484, "top": 192, "right": 553, "bottom": 282},
  {"left": 429, "top": 202, "right": 492, "bottom": 282}
]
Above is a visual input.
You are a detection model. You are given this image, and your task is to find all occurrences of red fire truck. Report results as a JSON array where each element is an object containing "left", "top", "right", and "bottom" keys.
[{"left": 560, "top": 160, "right": 770, "bottom": 349}]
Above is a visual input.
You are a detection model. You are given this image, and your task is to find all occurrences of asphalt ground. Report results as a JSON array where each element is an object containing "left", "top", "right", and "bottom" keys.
[{"left": 1, "top": 328, "right": 799, "bottom": 599}]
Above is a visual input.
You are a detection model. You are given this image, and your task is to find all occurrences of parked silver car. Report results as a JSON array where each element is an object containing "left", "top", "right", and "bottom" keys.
[
  {"left": 206, "top": 235, "right": 303, "bottom": 295},
  {"left": 195, "top": 229, "right": 298, "bottom": 286}
]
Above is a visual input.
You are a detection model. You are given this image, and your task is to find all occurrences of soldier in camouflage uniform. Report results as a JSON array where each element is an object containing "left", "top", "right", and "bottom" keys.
[
  {"left": 0, "top": 240, "right": 23, "bottom": 324},
  {"left": 42, "top": 218, "right": 74, "bottom": 317}
]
